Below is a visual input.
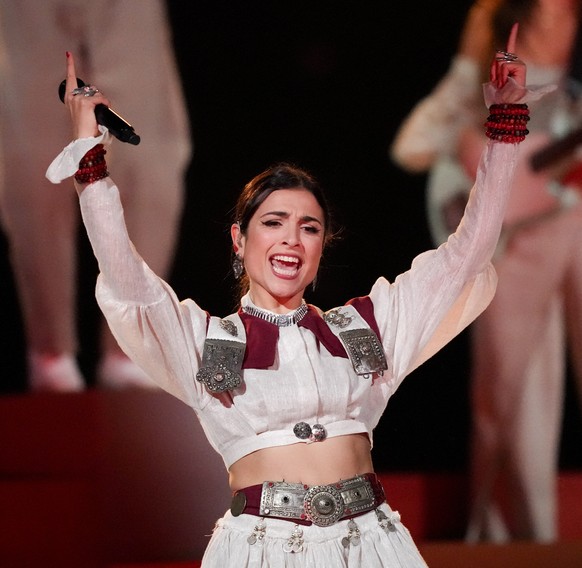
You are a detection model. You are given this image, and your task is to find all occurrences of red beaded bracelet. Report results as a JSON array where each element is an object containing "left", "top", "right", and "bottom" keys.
[
  {"left": 485, "top": 103, "right": 530, "bottom": 143},
  {"left": 74, "top": 144, "right": 109, "bottom": 184}
]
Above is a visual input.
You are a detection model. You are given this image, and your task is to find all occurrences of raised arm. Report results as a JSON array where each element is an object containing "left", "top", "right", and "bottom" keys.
[
  {"left": 45, "top": 54, "right": 150, "bottom": 299},
  {"left": 376, "top": 24, "right": 531, "bottom": 389},
  {"left": 47, "top": 52, "right": 208, "bottom": 408}
]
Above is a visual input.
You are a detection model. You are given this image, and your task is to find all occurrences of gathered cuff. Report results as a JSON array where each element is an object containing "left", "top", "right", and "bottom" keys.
[
  {"left": 45, "top": 126, "right": 112, "bottom": 184},
  {"left": 482, "top": 76, "right": 557, "bottom": 106}
]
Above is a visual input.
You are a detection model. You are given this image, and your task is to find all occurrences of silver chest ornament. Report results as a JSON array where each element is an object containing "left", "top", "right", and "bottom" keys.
[
  {"left": 324, "top": 305, "right": 388, "bottom": 378},
  {"left": 196, "top": 316, "right": 246, "bottom": 393}
]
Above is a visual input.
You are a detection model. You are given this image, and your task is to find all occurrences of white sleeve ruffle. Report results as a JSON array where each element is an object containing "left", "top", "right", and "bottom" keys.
[
  {"left": 482, "top": 76, "right": 556, "bottom": 106},
  {"left": 45, "top": 126, "right": 112, "bottom": 183}
]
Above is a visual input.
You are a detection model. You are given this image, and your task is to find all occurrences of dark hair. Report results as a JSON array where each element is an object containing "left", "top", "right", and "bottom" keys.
[
  {"left": 232, "top": 162, "right": 337, "bottom": 296},
  {"left": 235, "top": 162, "right": 335, "bottom": 242},
  {"left": 492, "top": 0, "right": 536, "bottom": 49},
  {"left": 491, "top": 1, "right": 582, "bottom": 64}
]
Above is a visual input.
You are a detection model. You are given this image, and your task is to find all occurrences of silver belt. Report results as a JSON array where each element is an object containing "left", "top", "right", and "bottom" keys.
[{"left": 230, "top": 473, "right": 385, "bottom": 527}]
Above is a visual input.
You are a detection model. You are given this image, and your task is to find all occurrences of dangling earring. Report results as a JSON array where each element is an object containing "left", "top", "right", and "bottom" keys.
[
  {"left": 311, "top": 274, "right": 318, "bottom": 292},
  {"left": 232, "top": 254, "right": 244, "bottom": 280}
]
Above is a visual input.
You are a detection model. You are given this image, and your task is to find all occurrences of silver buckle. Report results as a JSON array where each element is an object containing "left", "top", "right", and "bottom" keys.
[
  {"left": 335, "top": 475, "right": 376, "bottom": 515},
  {"left": 260, "top": 482, "right": 307, "bottom": 521},
  {"left": 258, "top": 475, "right": 377, "bottom": 527},
  {"left": 303, "top": 484, "right": 345, "bottom": 526}
]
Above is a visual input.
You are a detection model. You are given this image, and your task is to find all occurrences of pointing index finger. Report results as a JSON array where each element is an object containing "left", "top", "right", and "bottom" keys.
[
  {"left": 506, "top": 22, "right": 519, "bottom": 53},
  {"left": 65, "top": 51, "right": 78, "bottom": 99}
]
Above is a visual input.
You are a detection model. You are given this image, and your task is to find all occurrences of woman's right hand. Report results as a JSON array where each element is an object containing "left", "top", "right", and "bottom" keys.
[{"left": 63, "top": 51, "right": 111, "bottom": 140}]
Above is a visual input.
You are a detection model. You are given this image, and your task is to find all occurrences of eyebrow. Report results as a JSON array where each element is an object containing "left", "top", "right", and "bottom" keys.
[{"left": 260, "top": 211, "right": 323, "bottom": 225}]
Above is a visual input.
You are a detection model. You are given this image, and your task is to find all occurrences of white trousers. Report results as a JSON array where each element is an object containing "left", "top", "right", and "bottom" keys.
[
  {"left": 467, "top": 204, "right": 582, "bottom": 542},
  {"left": 0, "top": 0, "right": 191, "bottom": 358}
]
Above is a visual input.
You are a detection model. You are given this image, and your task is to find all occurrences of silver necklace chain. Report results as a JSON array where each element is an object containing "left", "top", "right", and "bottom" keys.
[{"left": 242, "top": 302, "right": 309, "bottom": 327}]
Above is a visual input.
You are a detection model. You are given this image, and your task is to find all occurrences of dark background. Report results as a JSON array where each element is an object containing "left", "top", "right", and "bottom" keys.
[{"left": 1, "top": 1, "right": 581, "bottom": 472}]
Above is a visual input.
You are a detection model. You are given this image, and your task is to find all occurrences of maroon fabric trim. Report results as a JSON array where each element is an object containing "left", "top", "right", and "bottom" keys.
[
  {"left": 238, "top": 305, "right": 349, "bottom": 370},
  {"left": 239, "top": 311, "right": 279, "bottom": 369},
  {"left": 234, "top": 297, "right": 380, "bottom": 370},
  {"left": 233, "top": 482, "right": 264, "bottom": 517},
  {"left": 298, "top": 305, "right": 347, "bottom": 358},
  {"left": 346, "top": 295, "right": 382, "bottom": 339}
]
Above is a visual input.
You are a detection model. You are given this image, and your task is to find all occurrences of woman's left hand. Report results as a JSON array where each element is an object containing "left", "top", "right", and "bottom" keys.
[{"left": 490, "top": 22, "right": 526, "bottom": 89}]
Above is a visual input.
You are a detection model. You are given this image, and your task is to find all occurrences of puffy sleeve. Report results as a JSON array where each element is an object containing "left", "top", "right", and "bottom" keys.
[
  {"left": 79, "top": 177, "right": 212, "bottom": 410},
  {"left": 372, "top": 139, "right": 518, "bottom": 393}
]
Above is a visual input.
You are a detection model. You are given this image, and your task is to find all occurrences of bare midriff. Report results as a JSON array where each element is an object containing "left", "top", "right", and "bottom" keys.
[{"left": 228, "top": 433, "right": 374, "bottom": 492}]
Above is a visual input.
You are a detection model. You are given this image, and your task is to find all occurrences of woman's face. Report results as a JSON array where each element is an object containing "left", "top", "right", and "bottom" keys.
[{"left": 232, "top": 188, "right": 325, "bottom": 311}]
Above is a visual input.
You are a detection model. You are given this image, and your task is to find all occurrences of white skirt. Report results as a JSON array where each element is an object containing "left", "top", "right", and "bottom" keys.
[{"left": 201, "top": 503, "right": 429, "bottom": 567}]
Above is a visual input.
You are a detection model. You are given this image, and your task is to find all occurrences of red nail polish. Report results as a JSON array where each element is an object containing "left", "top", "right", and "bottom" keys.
[{"left": 66, "top": 51, "right": 71, "bottom": 58}]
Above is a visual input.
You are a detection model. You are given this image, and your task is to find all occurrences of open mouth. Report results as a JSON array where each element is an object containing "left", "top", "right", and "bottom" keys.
[{"left": 270, "top": 254, "right": 302, "bottom": 277}]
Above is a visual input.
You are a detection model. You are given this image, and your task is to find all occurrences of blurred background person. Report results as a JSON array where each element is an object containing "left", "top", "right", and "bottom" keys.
[
  {"left": 391, "top": 0, "right": 582, "bottom": 543},
  {"left": 0, "top": 0, "right": 191, "bottom": 392}
]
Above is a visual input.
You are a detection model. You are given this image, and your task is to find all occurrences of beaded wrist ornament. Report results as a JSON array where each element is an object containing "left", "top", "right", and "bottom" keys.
[
  {"left": 74, "top": 143, "right": 109, "bottom": 184},
  {"left": 485, "top": 103, "right": 530, "bottom": 143}
]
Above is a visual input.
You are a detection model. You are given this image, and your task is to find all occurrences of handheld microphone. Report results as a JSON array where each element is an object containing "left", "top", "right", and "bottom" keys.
[{"left": 58, "top": 78, "right": 141, "bottom": 145}]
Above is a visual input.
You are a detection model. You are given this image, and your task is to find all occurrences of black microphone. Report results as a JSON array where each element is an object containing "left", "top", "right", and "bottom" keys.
[{"left": 58, "top": 78, "right": 140, "bottom": 145}]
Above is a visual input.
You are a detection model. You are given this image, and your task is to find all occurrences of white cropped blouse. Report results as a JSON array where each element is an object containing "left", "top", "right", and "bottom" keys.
[{"left": 75, "top": 139, "right": 517, "bottom": 470}]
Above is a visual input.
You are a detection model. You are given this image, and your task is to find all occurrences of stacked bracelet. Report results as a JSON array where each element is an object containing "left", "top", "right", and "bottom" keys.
[
  {"left": 74, "top": 143, "right": 109, "bottom": 184},
  {"left": 485, "top": 103, "right": 530, "bottom": 143}
]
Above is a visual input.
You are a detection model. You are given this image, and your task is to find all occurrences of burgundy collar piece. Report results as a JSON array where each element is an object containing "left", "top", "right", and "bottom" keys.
[
  {"left": 238, "top": 296, "right": 378, "bottom": 370},
  {"left": 239, "top": 305, "right": 348, "bottom": 369}
]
